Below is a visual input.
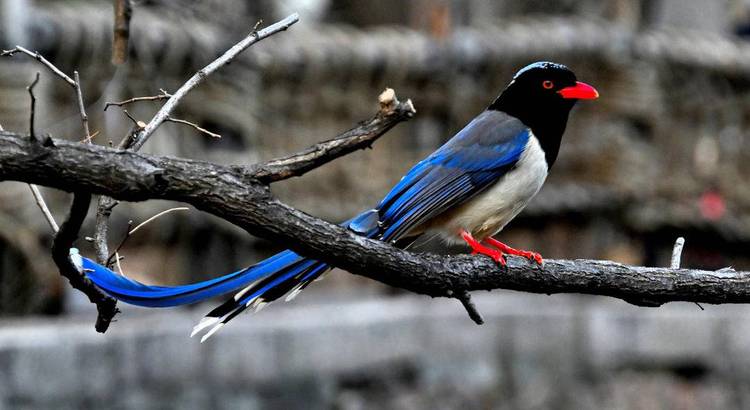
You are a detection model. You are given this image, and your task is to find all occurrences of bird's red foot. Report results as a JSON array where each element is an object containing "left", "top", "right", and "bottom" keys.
[
  {"left": 483, "top": 237, "right": 543, "bottom": 265},
  {"left": 460, "top": 230, "right": 506, "bottom": 266}
]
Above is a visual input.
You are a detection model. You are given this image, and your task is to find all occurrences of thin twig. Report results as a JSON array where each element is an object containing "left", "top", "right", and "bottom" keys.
[
  {"left": 80, "top": 130, "right": 100, "bottom": 143},
  {"left": 3, "top": 47, "right": 92, "bottom": 141},
  {"left": 28, "top": 184, "right": 59, "bottom": 233},
  {"left": 671, "top": 237, "right": 685, "bottom": 269},
  {"left": 2, "top": 46, "right": 76, "bottom": 86},
  {"left": 104, "top": 206, "right": 189, "bottom": 267},
  {"left": 670, "top": 237, "right": 704, "bottom": 310},
  {"left": 122, "top": 110, "right": 146, "bottom": 129},
  {"left": 165, "top": 116, "right": 221, "bottom": 139},
  {"left": 73, "top": 71, "right": 91, "bottom": 141},
  {"left": 129, "top": 13, "right": 299, "bottom": 151},
  {"left": 26, "top": 72, "right": 40, "bottom": 142},
  {"left": 130, "top": 206, "right": 189, "bottom": 235},
  {"left": 112, "top": 0, "right": 132, "bottom": 65},
  {"left": 104, "top": 91, "right": 171, "bottom": 111},
  {"left": 106, "top": 220, "right": 133, "bottom": 268},
  {"left": 115, "top": 110, "right": 144, "bottom": 150},
  {"left": 115, "top": 251, "right": 125, "bottom": 276}
]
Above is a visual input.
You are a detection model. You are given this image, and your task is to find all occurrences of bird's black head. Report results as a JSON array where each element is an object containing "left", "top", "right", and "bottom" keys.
[{"left": 489, "top": 61, "right": 598, "bottom": 167}]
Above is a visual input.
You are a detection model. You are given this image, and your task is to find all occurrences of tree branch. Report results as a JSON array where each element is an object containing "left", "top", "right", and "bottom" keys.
[
  {"left": 50, "top": 192, "right": 119, "bottom": 332},
  {"left": 164, "top": 116, "right": 221, "bottom": 139},
  {"left": 2, "top": 46, "right": 76, "bottom": 86},
  {"left": 28, "top": 184, "right": 59, "bottom": 233},
  {"left": 3, "top": 46, "right": 93, "bottom": 140},
  {"left": 26, "top": 72, "right": 40, "bottom": 142},
  {"left": 93, "top": 14, "right": 298, "bottom": 269},
  {"left": 455, "top": 290, "right": 484, "bottom": 325},
  {"left": 73, "top": 71, "right": 91, "bottom": 140},
  {"left": 129, "top": 13, "right": 299, "bottom": 151},
  {"left": 112, "top": 0, "right": 132, "bottom": 65},
  {"left": 2, "top": 130, "right": 750, "bottom": 308},
  {"left": 94, "top": 197, "right": 117, "bottom": 264},
  {"left": 103, "top": 90, "right": 171, "bottom": 111},
  {"left": 252, "top": 88, "right": 415, "bottom": 183}
]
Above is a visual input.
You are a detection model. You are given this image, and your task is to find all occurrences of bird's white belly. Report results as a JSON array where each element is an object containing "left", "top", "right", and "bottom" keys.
[{"left": 430, "top": 134, "right": 548, "bottom": 243}]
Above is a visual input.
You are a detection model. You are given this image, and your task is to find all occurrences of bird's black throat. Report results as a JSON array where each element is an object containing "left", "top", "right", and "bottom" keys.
[{"left": 488, "top": 90, "right": 574, "bottom": 169}]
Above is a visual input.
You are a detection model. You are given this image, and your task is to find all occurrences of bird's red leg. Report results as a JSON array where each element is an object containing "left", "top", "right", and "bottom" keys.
[
  {"left": 483, "top": 237, "right": 543, "bottom": 265},
  {"left": 460, "top": 229, "right": 506, "bottom": 266}
]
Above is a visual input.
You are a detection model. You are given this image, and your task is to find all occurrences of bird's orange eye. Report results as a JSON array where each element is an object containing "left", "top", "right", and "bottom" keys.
[{"left": 542, "top": 80, "right": 554, "bottom": 89}]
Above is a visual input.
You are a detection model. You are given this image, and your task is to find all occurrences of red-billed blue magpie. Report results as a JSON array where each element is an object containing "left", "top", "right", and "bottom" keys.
[{"left": 75, "top": 62, "right": 598, "bottom": 341}]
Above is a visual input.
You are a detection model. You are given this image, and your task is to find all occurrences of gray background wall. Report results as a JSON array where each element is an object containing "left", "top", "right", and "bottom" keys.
[
  {"left": 3, "top": 0, "right": 750, "bottom": 408},
  {"left": 1, "top": 292, "right": 748, "bottom": 410}
]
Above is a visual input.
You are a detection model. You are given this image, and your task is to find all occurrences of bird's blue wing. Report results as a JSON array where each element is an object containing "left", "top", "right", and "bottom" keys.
[{"left": 363, "top": 110, "right": 530, "bottom": 241}]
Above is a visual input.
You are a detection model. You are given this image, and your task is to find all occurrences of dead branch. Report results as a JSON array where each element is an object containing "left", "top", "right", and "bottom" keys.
[
  {"left": 129, "top": 13, "right": 299, "bottom": 151},
  {"left": 164, "top": 116, "right": 221, "bottom": 139},
  {"left": 8, "top": 48, "right": 106, "bottom": 323},
  {"left": 73, "top": 71, "right": 91, "bottom": 140},
  {"left": 93, "top": 14, "right": 298, "bottom": 272},
  {"left": 106, "top": 220, "right": 133, "bottom": 269},
  {"left": 104, "top": 91, "right": 171, "bottom": 111},
  {"left": 251, "top": 88, "right": 415, "bottom": 183},
  {"left": 105, "top": 207, "right": 188, "bottom": 268},
  {"left": 50, "top": 192, "right": 119, "bottom": 332},
  {"left": 93, "top": 198, "right": 117, "bottom": 264},
  {"left": 26, "top": 72, "right": 40, "bottom": 142},
  {"left": 2, "top": 46, "right": 76, "bottom": 86},
  {"left": 28, "top": 184, "right": 59, "bottom": 233},
  {"left": 456, "top": 290, "right": 484, "bottom": 325},
  {"left": 3, "top": 46, "right": 92, "bottom": 140},
  {"left": 3, "top": 130, "right": 750, "bottom": 310},
  {"left": 671, "top": 237, "right": 685, "bottom": 269},
  {"left": 112, "top": 0, "right": 132, "bottom": 65}
]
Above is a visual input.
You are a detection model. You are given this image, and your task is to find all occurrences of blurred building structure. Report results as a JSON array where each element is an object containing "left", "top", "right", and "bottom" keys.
[{"left": 2, "top": 0, "right": 750, "bottom": 408}]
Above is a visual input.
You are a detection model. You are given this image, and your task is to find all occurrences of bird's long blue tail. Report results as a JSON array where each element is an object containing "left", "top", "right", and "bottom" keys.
[
  {"left": 79, "top": 210, "right": 382, "bottom": 341},
  {"left": 81, "top": 249, "right": 323, "bottom": 308},
  {"left": 82, "top": 249, "right": 330, "bottom": 341}
]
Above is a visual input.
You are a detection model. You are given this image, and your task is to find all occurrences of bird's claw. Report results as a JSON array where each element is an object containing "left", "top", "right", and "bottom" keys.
[
  {"left": 516, "top": 250, "right": 543, "bottom": 266},
  {"left": 477, "top": 249, "right": 507, "bottom": 267},
  {"left": 463, "top": 232, "right": 544, "bottom": 268},
  {"left": 463, "top": 231, "right": 507, "bottom": 268}
]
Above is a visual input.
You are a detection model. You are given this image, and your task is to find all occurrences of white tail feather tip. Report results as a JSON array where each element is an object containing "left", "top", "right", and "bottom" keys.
[
  {"left": 285, "top": 286, "right": 304, "bottom": 302},
  {"left": 191, "top": 316, "right": 220, "bottom": 338},
  {"left": 200, "top": 323, "right": 224, "bottom": 343},
  {"left": 254, "top": 301, "right": 268, "bottom": 313}
]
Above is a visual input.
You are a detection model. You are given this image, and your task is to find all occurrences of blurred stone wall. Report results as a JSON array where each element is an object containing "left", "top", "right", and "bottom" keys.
[{"left": 1, "top": 293, "right": 749, "bottom": 410}]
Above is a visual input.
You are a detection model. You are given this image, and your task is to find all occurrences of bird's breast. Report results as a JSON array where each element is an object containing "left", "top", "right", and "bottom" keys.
[{"left": 432, "top": 133, "right": 549, "bottom": 243}]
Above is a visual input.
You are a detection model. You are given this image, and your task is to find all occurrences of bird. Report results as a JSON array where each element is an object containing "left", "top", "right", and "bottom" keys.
[{"left": 76, "top": 61, "right": 598, "bottom": 342}]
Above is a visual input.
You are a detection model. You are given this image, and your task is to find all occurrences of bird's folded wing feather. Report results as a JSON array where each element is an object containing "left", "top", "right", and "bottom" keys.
[{"left": 363, "top": 110, "right": 531, "bottom": 241}]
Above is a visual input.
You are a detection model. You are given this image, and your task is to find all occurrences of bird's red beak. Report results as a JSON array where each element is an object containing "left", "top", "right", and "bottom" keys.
[{"left": 558, "top": 81, "right": 599, "bottom": 100}]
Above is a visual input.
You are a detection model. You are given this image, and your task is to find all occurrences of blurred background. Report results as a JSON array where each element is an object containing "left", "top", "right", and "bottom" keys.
[{"left": 2, "top": 0, "right": 750, "bottom": 409}]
